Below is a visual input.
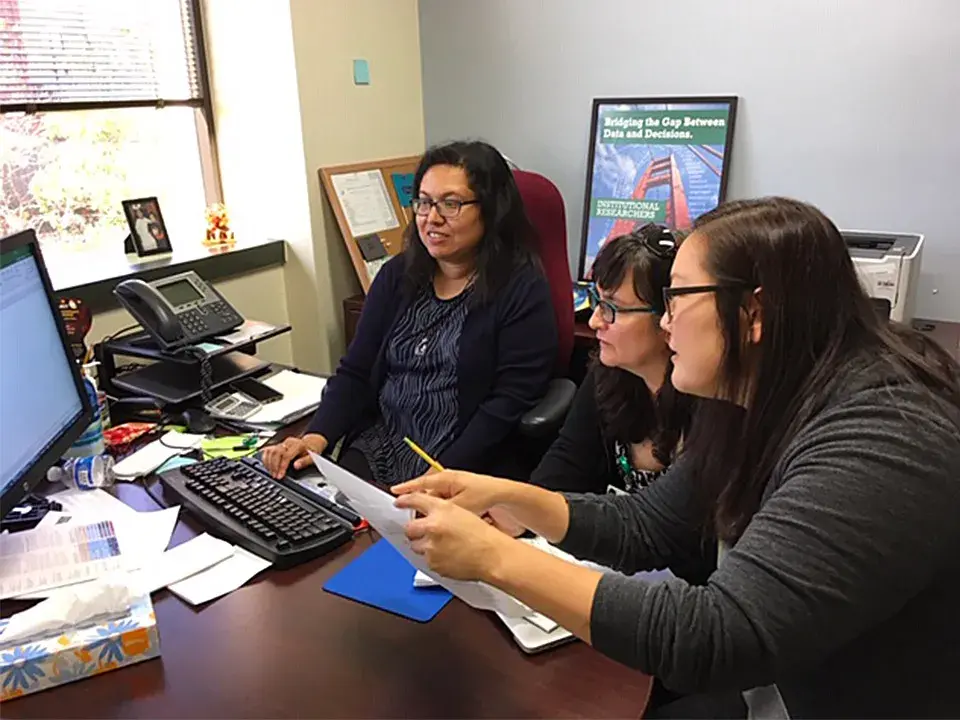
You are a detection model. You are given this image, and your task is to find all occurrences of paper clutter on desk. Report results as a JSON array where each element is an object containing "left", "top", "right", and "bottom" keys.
[
  {"left": 0, "top": 587, "right": 159, "bottom": 702},
  {"left": 113, "top": 431, "right": 204, "bottom": 480}
]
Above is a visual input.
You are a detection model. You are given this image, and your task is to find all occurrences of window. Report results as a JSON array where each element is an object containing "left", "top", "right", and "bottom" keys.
[{"left": 0, "top": 0, "right": 218, "bottom": 253}]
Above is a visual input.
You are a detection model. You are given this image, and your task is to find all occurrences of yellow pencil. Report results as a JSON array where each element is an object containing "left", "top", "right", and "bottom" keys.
[{"left": 403, "top": 436, "right": 445, "bottom": 472}]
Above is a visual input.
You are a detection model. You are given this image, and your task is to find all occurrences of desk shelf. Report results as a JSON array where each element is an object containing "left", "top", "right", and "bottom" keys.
[
  {"left": 102, "top": 322, "right": 291, "bottom": 365},
  {"left": 97, "top": 321, "right": 290, "bottom": 407}
]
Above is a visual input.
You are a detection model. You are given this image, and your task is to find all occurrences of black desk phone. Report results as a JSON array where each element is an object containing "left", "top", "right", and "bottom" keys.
[{"left": 114, "top": 271, "right": 244, "bottom": 350}]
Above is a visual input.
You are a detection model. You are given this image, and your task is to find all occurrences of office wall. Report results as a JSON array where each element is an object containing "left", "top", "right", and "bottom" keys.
[
  {"left": 90, "top": 265, "right": 295, "bottom": 365},
  {"left": 204, "top": 0, "right": 425, "bottom": 373},
  {"left": 419, "top": 0, "right": 960, "bottom": 323},
  {"left": 289, "top": 0, "right": 426, "bottom": 369},
  {"left": 204, "top": 0, "right": 320, "bottom": 371}
]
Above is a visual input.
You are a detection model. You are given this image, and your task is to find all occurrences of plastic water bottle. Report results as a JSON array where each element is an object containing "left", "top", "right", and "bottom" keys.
[
  {"left": 47, "top": 454, "right": 116, "bottom": 491},
  {"left": 63, "top": 376, "right": 106, "bottom": 458},
  {"left": 82, "top": 361, "right": 111, "bottom": 430}
]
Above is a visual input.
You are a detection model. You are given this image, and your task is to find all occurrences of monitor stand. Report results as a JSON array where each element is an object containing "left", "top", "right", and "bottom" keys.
[{"left": 1, "top": 494, "right": 63, "bottom": 533}]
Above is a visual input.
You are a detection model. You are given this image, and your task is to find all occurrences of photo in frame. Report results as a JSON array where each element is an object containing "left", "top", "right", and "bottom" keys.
[
  {"left": 578, "top": 96, "right": 738, "bottom": 279},
  {"left": 122, "top": 197, "right": 172, "bottom": 257}
]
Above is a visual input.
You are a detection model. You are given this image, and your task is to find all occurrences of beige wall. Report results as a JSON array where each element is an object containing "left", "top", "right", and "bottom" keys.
[
  {"left": 289, "top": 0, "right": 425, "bottom": 370},
  {"left": 91, "top": 265, "right": 294, "bottom": 366},
  {"left": 203, "top": 0, "right": 319, "bottom": 371},
  {"left": 203, "top": 0, "right": 424, "bottom": 373}
]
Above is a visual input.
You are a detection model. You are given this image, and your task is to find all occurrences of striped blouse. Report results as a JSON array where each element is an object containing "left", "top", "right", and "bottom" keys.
[{"left": 350, "top": 286, "right": 471, "bottom": 486}]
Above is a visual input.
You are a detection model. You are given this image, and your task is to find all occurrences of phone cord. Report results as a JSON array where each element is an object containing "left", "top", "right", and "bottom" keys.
[{"left": 182, "top": 346, "right": 213, "bottom": 403}]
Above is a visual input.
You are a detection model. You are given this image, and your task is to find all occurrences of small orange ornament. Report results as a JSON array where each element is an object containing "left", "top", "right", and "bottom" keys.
[{"left": 204, "top": 203, "right": 236, "bottom": 247}]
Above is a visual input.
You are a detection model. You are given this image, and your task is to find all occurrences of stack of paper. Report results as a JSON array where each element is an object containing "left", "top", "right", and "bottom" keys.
[
  {"left": 112, "top": 431, "right": 205, "bottom": 480},
  {"left": 7, "top": 489, "right": 179, "bottom": 600},
  {"left": 17, "top": 488, "right": 272, "bottom": 605},
  {"left": 216, "top": 320, "right": 279, "bottom": 346},
  {"left": 0, "top": 520, "right": 129, "bottom": 599},
  {"left": 242, "top": 370, "right": 327, "bottom": 427}
]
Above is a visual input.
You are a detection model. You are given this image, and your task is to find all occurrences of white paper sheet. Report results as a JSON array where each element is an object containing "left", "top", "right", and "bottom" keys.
[
  {"left": 415, "top": 538, "right": 566, "bottom": 632},
  {"left": 48, "top": 488, "right": 138, "bottom": 520},
  {"left": 330, "top": 170, "right": 400, "bottom": 237},
  {"left": 113, "top": 506, "right": 180, "bottom": 566},
  {"left": 113, "top": 431, "right": 205, "bottom": 479},
  {"left": 216, "top": 320, "right": 279, "bottom": 346},
  {"left": 310, "top": 452, "right": 530, "bottom": 618},
  {"left": 0, "top": 520, "right": 131, "bottom": 599},
  {"left": 133, "top": 533, "right": 236, "bottom": 593},
  {"left": 15, "top": 505, "right": 180, "bottom": 600},
  {"left": 36, "top": 510, "right": 71, "bottom": 529},
  {"left": 244, "top": 370, "right": 327, "bottom": 425},
  {"left": 166, "top": 546, "right": 271, "bottom": 605}
]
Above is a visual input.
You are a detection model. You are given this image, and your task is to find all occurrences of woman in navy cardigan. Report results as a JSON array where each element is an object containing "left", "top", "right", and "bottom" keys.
[{"left": 263, "top": 141, "right": 558, "bottom": 486}]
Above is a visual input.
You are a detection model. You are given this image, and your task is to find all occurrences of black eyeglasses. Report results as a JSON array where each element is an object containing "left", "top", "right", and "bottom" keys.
[
  {"left": 588, "top": 286, "right": 657, "bottom": 324},
  {"left": 661, "top": 284, "right": 754, "bottom": 320},
  {"left": 411, "top": 197, "right": 479, "bottom": 218}
]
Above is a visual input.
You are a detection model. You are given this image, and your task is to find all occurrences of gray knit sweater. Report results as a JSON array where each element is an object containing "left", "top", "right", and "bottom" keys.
[{"left": 557, "top": 354, "right": 960, "bottom": 718}]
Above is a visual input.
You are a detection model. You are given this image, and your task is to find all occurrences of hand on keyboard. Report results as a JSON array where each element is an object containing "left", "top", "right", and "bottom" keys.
[{"left": 261, "top": 434, "right": 327, "bottom": 479}]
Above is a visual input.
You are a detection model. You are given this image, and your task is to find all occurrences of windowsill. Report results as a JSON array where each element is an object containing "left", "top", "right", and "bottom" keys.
[{"left": 49, "top": 237, "right": 286, "bottom": 312}]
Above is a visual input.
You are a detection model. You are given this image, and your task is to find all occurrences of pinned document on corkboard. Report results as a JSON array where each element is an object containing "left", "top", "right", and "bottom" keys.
[{"left": 319, "top": 155, "right": 420, "bottom": 293}]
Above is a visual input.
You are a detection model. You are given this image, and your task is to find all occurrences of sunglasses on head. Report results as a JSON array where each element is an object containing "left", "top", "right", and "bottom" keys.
[{"left": 637, "top": 224, "right": 679, "bottom": 259}]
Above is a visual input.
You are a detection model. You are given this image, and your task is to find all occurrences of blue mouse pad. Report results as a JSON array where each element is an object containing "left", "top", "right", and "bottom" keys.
[{"left": 323, "top": 539, "right": 453, "bottom": 622}]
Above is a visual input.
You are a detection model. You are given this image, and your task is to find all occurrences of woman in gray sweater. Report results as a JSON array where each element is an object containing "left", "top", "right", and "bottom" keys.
[{"left": 393, "top": 197, "right": 960, "bottom": 718}]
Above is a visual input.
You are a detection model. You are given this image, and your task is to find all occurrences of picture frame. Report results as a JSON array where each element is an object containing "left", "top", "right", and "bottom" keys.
[
  {"left": 577, "top": 95, "right": 738, "bottom": 279},
  {"left": 122, "top": 196, "right": 172, "bottom": 257}
]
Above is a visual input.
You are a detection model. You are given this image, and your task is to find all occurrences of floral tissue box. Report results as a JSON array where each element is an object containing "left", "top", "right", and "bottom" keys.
[{"left": 0, "top": 595, "right": 160, "bottom": 702}]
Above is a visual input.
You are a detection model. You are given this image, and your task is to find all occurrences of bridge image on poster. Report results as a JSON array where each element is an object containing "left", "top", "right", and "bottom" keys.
[{"left": 582, "top": 101, "right": 734, "bottom": 278}]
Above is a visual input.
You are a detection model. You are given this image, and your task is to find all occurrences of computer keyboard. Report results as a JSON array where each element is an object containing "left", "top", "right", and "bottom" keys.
[{"left": 159, "top": 456, "right": 353, "bottom": 569}]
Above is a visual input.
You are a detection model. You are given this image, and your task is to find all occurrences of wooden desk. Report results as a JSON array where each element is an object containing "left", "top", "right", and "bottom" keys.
[{"left": 4, "top": 479, "right": 651, "bottom": 718}]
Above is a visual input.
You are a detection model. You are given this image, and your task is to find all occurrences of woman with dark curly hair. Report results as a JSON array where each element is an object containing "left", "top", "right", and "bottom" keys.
[{"left": 530, "top": 224, "right": 693, "bottom": 497}]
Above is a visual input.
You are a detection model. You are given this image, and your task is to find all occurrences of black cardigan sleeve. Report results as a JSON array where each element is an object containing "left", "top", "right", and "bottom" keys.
[
  {"left": 306, "top": 256, "right": 403, "bottom": 444},
  {"left": 528, "top": 369, "right": 616, "bottom": 493},
  {"left": 437, "top": 270, "right": 556, "bottom": 471}
]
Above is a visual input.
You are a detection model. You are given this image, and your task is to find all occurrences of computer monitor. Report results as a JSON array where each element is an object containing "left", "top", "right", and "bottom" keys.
[{"left": 0, "top": 229, "right": 94, "bottom": 518}]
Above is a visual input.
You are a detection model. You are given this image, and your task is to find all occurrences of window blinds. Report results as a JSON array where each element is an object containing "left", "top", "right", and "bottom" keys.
[{"left": 0, "top": 0, "right": 204, "bottom": 110}]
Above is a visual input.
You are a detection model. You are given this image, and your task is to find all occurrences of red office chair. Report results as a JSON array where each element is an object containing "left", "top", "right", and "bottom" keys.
[
  {"left": 513, "top": 169, "right": 577, "bottom": 440},
  {"left": 514, "top": 170, "right": 575, "bottom": 374}
]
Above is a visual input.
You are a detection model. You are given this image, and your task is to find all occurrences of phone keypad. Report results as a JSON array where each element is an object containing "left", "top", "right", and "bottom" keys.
[
  {"left": 214, "top": 301, "right": 242, "bottom": 324},
  {"left": 180, "top": 309, "right": 210, "bottom": 338},
  {"left": 178, "top": 301, "right": 242, "bottom": 342}
]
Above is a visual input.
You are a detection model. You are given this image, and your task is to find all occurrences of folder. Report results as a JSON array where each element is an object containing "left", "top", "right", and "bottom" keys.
[{"left": 323, "top": 539, "right": 453, "bottom": 622}]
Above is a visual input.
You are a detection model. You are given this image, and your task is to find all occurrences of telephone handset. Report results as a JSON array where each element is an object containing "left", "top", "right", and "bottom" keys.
[{"left": 114, "top": 271, "right": 244, "bottom": 350}]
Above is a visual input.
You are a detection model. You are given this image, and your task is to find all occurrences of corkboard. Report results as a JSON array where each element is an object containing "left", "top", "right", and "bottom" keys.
[{"left": 319, "top": 155, "right": 421, "bottom": 293}]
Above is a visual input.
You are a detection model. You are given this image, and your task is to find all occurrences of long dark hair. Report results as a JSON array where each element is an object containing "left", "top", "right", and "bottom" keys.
[
  {"left": 402, "top": 141, "right": 538, "bottom": 303},
  {"left": 683, "top": 197, "right": 960, "bottom": 541},
  {"left": 591, "top": 225, "right": 694, "bottom": 466}
]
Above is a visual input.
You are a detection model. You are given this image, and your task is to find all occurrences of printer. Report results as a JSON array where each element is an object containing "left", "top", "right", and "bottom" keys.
[{"left": 843, "top": 230, "right": 923, "bottom": 323}]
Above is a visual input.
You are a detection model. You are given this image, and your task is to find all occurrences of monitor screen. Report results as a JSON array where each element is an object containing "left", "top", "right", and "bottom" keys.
[
  {"left": 578, "top": 96, "right": 738, "bottom": 279},
  {"left": 0, "top": 243, "right": 86, "bottom": 500}
]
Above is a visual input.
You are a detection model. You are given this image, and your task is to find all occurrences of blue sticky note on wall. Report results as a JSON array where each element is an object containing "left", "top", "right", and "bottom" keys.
[
  {"left": 353, "top": 58, "right": 370, "bottom": 85},
  {"left": 391, "top": 172, "right": 415, "bottom": 208}
]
